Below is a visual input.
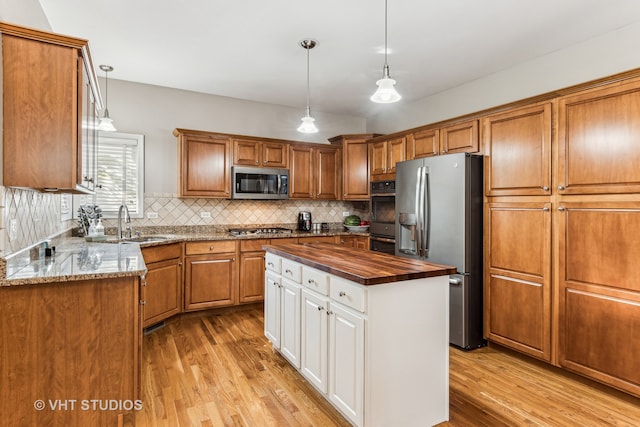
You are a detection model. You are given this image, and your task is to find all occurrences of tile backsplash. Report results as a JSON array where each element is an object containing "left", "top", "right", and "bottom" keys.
[{"left": 1, "top": 187, "right": 370, "bottom": 257}]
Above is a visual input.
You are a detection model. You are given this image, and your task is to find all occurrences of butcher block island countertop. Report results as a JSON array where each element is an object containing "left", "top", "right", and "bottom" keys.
[{"left": 263, "top": 242, "right": 456, "bottom": 285}]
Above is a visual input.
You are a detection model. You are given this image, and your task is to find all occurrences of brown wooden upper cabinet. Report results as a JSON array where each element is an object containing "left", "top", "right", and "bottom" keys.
[
  {"left": 406, "top": 119, "right": 479, "bottom": 161},
  {"left": 369, "top": 137, "right": 406, "bottom": 180},
  {"left": 289, "top": 144, "right": 341, "bottom": 199},
  {"left": 557, "top": 79, "right": 640, "bottom": 195},
  {"left": 329, "top": 134, "right": 378, "bottom": 201},
  {"left": 440, "top": 119, "right": 479, "bottom": 155},
  {"left": 175, "top": 129, "right": 232, "bottom": 198},
  {"left": 1, "top": 22, "right": 102, "bottom": 193},
  {"left": 232, "top": 138, "right": 289, "bottom": 168},
  {"left": 483, "top": 103, "right": 552, "bottom": 196}
]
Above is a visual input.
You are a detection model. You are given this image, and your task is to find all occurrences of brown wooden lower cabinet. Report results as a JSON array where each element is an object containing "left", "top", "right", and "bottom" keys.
[
  {"left": 141, "top": 243, "right": 183, "bottom": 327},
  {"left": 336, "top": 235, "right": 369, "bottom": 249},
  {"left": 0, "top": 276, "right": 141, "bottom": 426},
  {"left": 484, "top": 201, "right": 552, "bottom": 362},
  {"left": 184, "top": 241, "right": 238, "bottom": 310},
  {"left": 557, "top": 202, "right": 640, "bottom": 397},
  {"left": 239, "top": 239, "right": 269, "bottom": 304}
]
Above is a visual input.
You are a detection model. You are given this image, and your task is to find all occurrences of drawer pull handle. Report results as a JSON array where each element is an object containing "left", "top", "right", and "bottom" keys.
[
  {"left": 268, "top": 262, "right": 274, "bottom": 267},
  {"left": 285, "top": 269, "right": 292, "bottom": 274},
  {"left": 339, "top": 291, "right": 346, "bottom": 297},
  {"left": 317, "top": 306, "right": 324, "bottom": 311},
  {"left": 140, "top": 300, "right": 146, "bottom": 305},
  {"left": 308, "top": 279, "right": 316, "bottom": 284}
]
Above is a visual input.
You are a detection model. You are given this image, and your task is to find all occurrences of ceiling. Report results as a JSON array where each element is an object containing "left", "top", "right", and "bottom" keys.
[{"left": 38, "top": 0, "right": 640, "bottom": 119}]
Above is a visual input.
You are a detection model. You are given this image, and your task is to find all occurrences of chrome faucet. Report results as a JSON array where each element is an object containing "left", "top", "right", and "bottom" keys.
[{"left": 117, "top": 204, "right": 131, "bottom": 239}]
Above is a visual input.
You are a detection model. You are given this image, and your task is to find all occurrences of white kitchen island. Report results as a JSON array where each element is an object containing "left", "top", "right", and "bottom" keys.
[{"left": 263, "top": 242, "right": 455, "bottom": 427}]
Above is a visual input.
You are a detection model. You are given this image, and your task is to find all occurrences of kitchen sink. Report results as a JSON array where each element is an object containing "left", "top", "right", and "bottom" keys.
[{"left": 123, "top": 235, "right": 172, "bottom": 243}]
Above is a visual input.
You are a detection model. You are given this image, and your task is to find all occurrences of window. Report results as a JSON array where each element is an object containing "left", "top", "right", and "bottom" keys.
[{"left": 94, "top": 132, "right": 145, "bottom": 218}]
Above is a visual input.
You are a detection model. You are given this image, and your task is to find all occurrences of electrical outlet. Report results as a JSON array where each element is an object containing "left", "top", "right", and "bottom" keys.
[
  {"left": 200, "top": 212, "right": 211, "bottom": 218},
  {"left": 343, "top": 211, "right": 350, "bottom": 217},
  {"left": 146, "top": 212, "right": 158, "bottom": 219},
  {"left": 9, "top": 219, "right": 17, "bottom": 241}
]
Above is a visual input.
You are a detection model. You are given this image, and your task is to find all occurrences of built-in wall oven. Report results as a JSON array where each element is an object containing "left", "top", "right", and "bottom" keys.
[{"left": 370, "top": 180, "right": 396, "bottom": 254}]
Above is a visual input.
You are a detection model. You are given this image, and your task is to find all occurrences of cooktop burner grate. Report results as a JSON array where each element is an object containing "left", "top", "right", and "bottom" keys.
[{"left": 228, "top": 227, "right": 294, "bottom": 236}]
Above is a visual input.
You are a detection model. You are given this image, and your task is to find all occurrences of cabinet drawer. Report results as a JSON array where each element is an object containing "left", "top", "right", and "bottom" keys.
[
  {"left": 185, "top": 240, "right": 236, "bottom": 255},
  {"left": 302, "top": 266, "right": 329, "bottom": 295},
  {"left": 141, "top": 243, "right": 182, "bottom": 264},
  {"left": 240, "top": 239, "right": 270, "bottom": 252},
  {"left": 265, "top": 253, "right": 282, "bottom": 273},
  {"left": 282, "top": 259, "right": 302, "bottom": 283},
  {"left": 330, "top": 276, "right": 366, "bottom": 313}
]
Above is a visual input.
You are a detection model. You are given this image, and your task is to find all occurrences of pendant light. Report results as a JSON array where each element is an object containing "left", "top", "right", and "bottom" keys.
[
  {"left": 370, "top": 0, "right": 401, "bottom": 103},
  {"left": 98, "top": 64, "right": 117, "bottom": 132},
  {"left": 297, "top": 39, "right": 319, "bottom": 134}
]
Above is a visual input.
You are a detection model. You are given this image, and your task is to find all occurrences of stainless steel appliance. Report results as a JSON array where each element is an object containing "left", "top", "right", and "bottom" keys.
[
  {"left": 228, "top": 227, "right": 293, "bottom": 236},
  {"left": 395, "top": 153, "right": 484, "bottom": 349},
  {"left": 232, "top": 166, "right": 288, "bottom": 200},
  {"left": 370, "top": 180, "right": 396, "bottom": 254},
  {"left": 298, "top": 211, "right": 312, "bottom": 232}
]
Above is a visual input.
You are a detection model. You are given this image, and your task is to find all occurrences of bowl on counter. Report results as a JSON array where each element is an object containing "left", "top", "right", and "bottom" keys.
[{"left": 344, "top": 224, "right": 370, "bottom": 232}]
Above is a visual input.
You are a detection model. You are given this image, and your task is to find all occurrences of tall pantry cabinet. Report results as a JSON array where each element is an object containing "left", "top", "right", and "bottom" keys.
[{"left": 484, "top": 76, "right": 640, "bottom": 397}]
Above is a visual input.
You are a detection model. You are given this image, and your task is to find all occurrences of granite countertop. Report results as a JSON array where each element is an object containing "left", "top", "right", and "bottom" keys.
[
  {"left": 264, "top": 242, "right": 456, "bottom": 285},
  {"left": 0, "top": 227, "right": 369, "bottom": 286}
]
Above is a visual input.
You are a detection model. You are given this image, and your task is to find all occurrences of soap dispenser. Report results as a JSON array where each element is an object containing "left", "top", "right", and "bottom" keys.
[{"left": 95, "top": 218, "right": 105, "bottom": 236}]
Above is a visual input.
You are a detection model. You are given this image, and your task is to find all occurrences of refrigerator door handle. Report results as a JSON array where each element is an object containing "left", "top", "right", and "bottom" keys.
[
  {"left": 449, "top": 277, "right": 463, "bottom": 286},
  {"left": 423, "top": 167, "right": 430, "bottom": 258},
  {"left": 415, "top": 167, "right": 423, "bottom": 257}
]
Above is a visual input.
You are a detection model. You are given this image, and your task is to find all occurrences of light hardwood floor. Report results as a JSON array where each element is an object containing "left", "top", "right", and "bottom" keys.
[{"left": 125, "top": 306, "right": 640, "bottom": 426}]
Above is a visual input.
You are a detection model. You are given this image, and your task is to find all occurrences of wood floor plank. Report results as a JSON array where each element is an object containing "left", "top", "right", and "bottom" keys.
[{"left": 126, "top": 306, "right": 640, "bottom": 427}]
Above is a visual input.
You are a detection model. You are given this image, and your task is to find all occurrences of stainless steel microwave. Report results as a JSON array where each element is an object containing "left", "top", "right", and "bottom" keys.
[{"left": 232, "top": 166, "right": 289, "bottom": 199}]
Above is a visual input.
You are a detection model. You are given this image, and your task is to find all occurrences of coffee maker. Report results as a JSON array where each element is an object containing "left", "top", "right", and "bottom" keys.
[{"left": 298, "top": 211, "right": 312, "bottom": 232}]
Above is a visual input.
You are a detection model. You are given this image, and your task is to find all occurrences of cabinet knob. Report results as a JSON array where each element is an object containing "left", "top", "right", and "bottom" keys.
[
  {"left": 317, "top": 306, "right": 324, "bottom": 311},
  {"left": 327, "top": 310, "right": 333, "bottom": 316},
  {"left": 285, "top": 269, "right": 292, "bottom": 274},
  {"left": 267, "top": 262, "right": 274, "bottom": 267},
  {"left": 339, "top": 291, "right": 346, "bottom": 297},
  {"left": 140, "top": 300, "right": 146, "bottom": 305},
  {"left": 542, "top": 186, "right": 549, "bottom": 191},
  {"left": 209, "top": 245, "right": 215, "bottom": 251},
  {"left": 441, "top": 150, "right": 446, "bottom": 154},
  {"left": 558, "top": 207, "right": 566, "bottom": 211},
  {"left": 542, "top": 207, "right": 550, "bottom": 211},
  {"left": 558, "top": 185, "right": 565, "bottom": 190},
  {"left": 308, "top": 279, "right": 316, "bottom": 284}
]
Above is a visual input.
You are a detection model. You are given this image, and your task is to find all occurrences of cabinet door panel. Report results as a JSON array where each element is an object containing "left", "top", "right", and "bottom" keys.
[
  {"left": 329, "top": 303, "right": 364, "bottom": 426},
  {"left": 181, "top": 136, "right": 231, "bottom": 197},
  {"left": 233, "top": 139, "right": 260, "bottom": 166},
  {"left": 290, "top": 146, "right": 314, "bottom": 198},
  {"left": 441, "top": 119, "right": 479, "bottom": 155},
  {"left": 558, "top": 81, "right": 640, "bottom": 194},
  {"left": 184, "top": 254, "right": 236, "bottom": 310},
  {"left": 281, "top": 280, "right": 301, "bottom": 369},
  {"left": 369, "top": 141, "right": 387, "bottom": 176},
  {"left": 144, "top": 258, "right": 182, "bottom": 327},
  {"left": 300, "top": 289, "right": 328, "bottom": 393},
  {"left": 484, "top": 103, "right": 551, "bottom": 196},
  {"left": 407, "top": 129, "right": 439, "bottom": 159},
  {"left": 386, "top": 137, "right": 406, "bottom": 174},
  {"left": 485, "top": 202, "right": 551, "bottom": 361},
  {"left": 559, "top": 285, "right": 640, "bottom": 396},
  {"left": 239, "top": 251, "right": 265, "bottom": 303},
  {"left": 262, "top": 142, "right": 288, "bottom": 168},
  {"left": 342, "top": 139, "right": 370, "bottom": 200},
  {"left": 264, "top": 272, "right": 281, "bottom": 347},
  {"left": 559, "top": 203, "right": 640, "bottom": 292},
  {"left": 316, "top": 147, "right": 341, "bottom": 199}
]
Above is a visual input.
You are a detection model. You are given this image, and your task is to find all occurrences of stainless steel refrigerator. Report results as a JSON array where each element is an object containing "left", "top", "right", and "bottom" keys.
[{"left": 395, "top": 153, "right": 485, "bottom": 349}]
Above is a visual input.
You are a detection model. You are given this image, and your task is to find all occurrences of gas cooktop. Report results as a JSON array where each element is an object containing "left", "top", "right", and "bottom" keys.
[{"left": 227, "top": 227, "right": 294, "bottom": 236}]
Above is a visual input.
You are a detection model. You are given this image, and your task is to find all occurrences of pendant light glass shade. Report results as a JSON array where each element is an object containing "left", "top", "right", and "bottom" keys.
[
  {"left": 371, "top": 0, "right": 401, "bottom": 103},
  {"left": 298, "top": 39, "right": 319, "bottom": 134},
  {"left": 98, "top": 65, "right": 117, "bottom": 132}
]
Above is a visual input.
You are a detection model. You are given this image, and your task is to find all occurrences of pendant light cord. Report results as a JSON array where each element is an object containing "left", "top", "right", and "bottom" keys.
[
  {"left": 305, "top": 43, "right": 311, "bottom": 116},
  {"left": 384, "top": 0, "right": 388, "bottom": 68}
]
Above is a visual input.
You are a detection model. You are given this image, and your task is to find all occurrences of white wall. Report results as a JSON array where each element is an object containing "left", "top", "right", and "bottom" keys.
[
  {"left": 104, "top": 79, "right": 366, "bottom": 194},
  {"left": 0, "top": 0, "right": 51, "bottom": 30},
  {"left": 367, "top": 21, "right": 640, "bottom": 134}
]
